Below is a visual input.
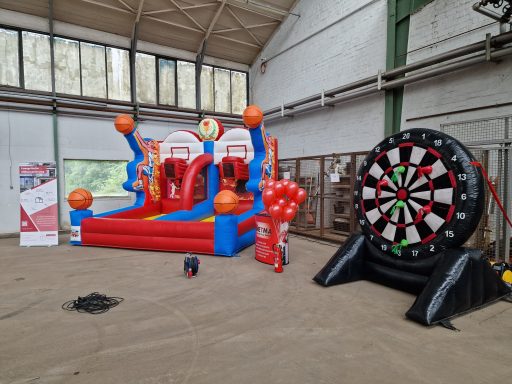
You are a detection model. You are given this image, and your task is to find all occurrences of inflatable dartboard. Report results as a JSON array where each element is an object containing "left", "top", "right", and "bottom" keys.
[{"left": 355, "top": 128, "right": 484, "bottom": 260}]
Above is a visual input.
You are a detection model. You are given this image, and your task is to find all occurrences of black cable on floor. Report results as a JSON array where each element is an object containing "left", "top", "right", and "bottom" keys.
[{"left": 62, "top": 292, "right": 123, "bottom": 314}]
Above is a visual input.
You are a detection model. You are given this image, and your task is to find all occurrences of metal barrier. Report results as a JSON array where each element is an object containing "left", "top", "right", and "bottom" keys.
[
  {"left": 442, "top": 115, "right": 512, "bottom": 262},
  {"left": 279, "top": 152, "right": 367, "bottom": 243}
]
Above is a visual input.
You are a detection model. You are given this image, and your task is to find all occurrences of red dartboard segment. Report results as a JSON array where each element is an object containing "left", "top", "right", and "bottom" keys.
[
  {"left": 427, "top": 147, "right": 442, "bottom": 158},
  {"left": 375, "top": 151, "right": 387, "bottom": 161},
  {"left": 422, "top": 233, "right": 437, "bottom": 244},
  {"left": 355, "top": 128, "right": 484, "bottom": 260},
  {"left": 448, "top": 171, "right": 456, "bottom": 188},
  {"left": 446, "top": 205, "right": 455, "bottom": 223}
]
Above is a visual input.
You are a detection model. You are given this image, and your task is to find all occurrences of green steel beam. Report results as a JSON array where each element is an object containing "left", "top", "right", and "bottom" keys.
[{"left": 385, "top": 0, "right": 434, "bottom": 136}]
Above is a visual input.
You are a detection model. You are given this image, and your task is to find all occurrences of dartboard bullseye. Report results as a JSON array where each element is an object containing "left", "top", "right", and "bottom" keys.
[{"left": 355, "top": 128, "right": 484, "bottom": 260}]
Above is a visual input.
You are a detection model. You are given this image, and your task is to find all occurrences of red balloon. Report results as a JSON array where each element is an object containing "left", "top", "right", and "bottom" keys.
[
  {"left": 282, "top": 206, "right": 297, "bottom": 222},
  {"left": 287, "top": 200, "right": 298, "bottom": 211},
  {"left": 276, "top": 197, "right": 287, "bottom": 207},
  {"left": 269, "top": 204, "right": 283, "bottom": 220},
  {"left": 281, "top": 179, "right": 290, "bottom": 187},
  {"left": 294, "top": 188, "right": 307, "bottom": 204},
  {"left": 265, "top": 180, "right": 276, "bottom": 190},
  {"left": 262, "top": 189, "right": 276, "bottom": 207},
  {"left": 286, "top": 181, "right": 299, "bottom": 198},
  {"left": 274, "top": 181, "right": 285, "bottom": 197}
]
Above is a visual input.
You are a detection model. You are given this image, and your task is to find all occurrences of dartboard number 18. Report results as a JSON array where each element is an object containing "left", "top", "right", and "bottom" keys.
[{"left": 355, "top": 128, "right": 484, "bottom": 260}]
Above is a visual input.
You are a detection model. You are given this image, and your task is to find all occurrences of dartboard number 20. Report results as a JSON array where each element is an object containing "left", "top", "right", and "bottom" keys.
[{"left": 354, "top": 128, "right": 484, "bottom": 260}]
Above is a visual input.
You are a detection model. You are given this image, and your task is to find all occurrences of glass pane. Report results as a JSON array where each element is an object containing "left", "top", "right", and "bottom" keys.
[
  {"left": 80, "top": 42, "right": 106, "bottom": 98},
  {"left": 200, "top": 65, "right": 214, "bottom": 111},
  {"left": 159, "top": 58, "right": 176, "bottom": 105},
  {"left": 135, "top": 52, "right": 156, "bottom": 104},
  {"left": 177, "top": 61, "right": 196, "bottom": 109},
  {"left": 107, "top": 47, "right": 131, "bottom": 101},
  {"left": 231, "top": 71, "right": 247, "bottom": 115},
  {"left": 54, "top": 37, "right": 80, "bottom": 95},
  {"left": 64, "top": 159, "right": 129, "bottom": 197},
  {"left": 22, "top": 31, "right": 51, "bottom": 92},
  {"left": 214, "top": 68, "right": 231, "bottom": 113},
  {"left": 0, "top": 28, "right": 19, "bottom": 87}
]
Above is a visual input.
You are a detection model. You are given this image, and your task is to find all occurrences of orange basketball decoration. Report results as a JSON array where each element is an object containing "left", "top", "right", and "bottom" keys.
[
  {"left": 214, "top": 190, "right": 239, "bottom": 214},
  {"left": 242, "top": 105, "right": 263, "bottom": 128},
  {"left": 114, "top": 114, "right": 135, "bottom": 135},
  {"left": 67, "top": 188, "right": 93, "bottom": 210}
]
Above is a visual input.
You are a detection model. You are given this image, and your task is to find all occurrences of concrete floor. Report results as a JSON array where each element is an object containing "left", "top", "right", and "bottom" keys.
[{"left": 1, "top": 235, "right": 511, "bottom": 384}]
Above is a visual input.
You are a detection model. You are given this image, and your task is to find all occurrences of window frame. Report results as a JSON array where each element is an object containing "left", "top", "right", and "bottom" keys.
[
  {"left": 63, "top": 158, "right": 131, "bottom": 199},
  {"left": 0, "top": 24, "right": 249, "bottom": 113},
  {"left": 131, "top": 49, "right": 249, "bottom": 113}
]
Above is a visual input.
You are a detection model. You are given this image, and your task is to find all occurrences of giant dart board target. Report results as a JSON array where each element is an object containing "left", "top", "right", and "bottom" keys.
[{"left": 355, "top": 128, "right": 484, "bottom": 259}]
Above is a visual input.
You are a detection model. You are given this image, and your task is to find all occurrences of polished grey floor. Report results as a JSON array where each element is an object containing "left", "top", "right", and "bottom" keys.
[{"left": 1, "top": 235, "right": 511, "bottom": 384}]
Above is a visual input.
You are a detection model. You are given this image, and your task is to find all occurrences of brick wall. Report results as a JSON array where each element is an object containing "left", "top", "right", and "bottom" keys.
[{"left": 250, "top": 0, "right": 388, "bottom": 157}]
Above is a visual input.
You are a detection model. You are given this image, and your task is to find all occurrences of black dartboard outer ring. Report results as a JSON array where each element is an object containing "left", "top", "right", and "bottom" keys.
[{"left": 354, "top": 128, "right": 484, "bottom": 260}]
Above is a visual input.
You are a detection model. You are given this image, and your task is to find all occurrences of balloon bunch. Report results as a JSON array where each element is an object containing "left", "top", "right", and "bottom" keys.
[{"left": 262, "top": 179, "right": 307, "bottom": 273}]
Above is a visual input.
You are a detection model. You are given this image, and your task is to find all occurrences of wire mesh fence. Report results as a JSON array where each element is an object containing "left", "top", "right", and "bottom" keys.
[
  {"left": 279, "top": 116, "right": 511, "bottom": 261},
  {"left": 279, "top": 152, "right": 367, "bottom": 243},
  {"left": 441, "top": 115, "right": 512, "bottom": 262}
]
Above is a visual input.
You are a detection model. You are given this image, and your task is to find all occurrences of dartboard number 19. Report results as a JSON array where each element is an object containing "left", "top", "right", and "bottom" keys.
[{"left": 354, "top": 128, "right": 484, "bottom": 260}]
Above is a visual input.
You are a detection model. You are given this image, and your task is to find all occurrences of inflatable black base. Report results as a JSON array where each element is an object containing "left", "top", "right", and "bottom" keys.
[{"left": 313, "top": 233, "right": 511, "bottom": 326}]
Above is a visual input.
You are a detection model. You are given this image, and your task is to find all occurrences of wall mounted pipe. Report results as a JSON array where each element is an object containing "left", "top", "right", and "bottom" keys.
[
  {"left": 264, "top": 45, "right": 512, "bottom": 122},
  {"left": 264, "top": 31, "right": 512, "bottom": 117}
]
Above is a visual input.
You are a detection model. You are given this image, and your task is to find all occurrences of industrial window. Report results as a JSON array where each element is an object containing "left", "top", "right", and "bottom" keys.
[
  {"left": 177, "top": 60, "right": 196, "bottom": 109},
  {"left": 81, "top": 42, "right": 107, "bottom": 99},
  {"left": 201, "top": 65, "right": 214, "bottom": 111},
  {"left": 231, "top": 71, "right": 247, "bottom": 115},
  {"left": 22, "top": 31, "right": 51, "bottom": 92},
  {"left": 214, "top": 68, "right": 231, "bottom": 113},
  {"left": 136, "top": 52, "right": 156, "bottom": 104},
  {"left": 64, "top": 159, "right": 129, "bottom": 198},
  {"left": 158, "top": 58, "right": 176, "bottom": 106},
  {"left": 54, "top": 37, "right": 80, "bottom": 95},
  {"left": 106, "top": 47, "right": 131, "bottom": 101},
  {"left": 0, "top": 28, "right": 20, "bottom": 87},
  {"left": 5, "top": 27, "right": 248, "bottom": 112}
]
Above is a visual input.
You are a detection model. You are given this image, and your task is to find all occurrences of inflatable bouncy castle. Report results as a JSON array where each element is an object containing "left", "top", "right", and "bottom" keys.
[{"left": 69, "top": 105, "right": 278, "bottom": 256}]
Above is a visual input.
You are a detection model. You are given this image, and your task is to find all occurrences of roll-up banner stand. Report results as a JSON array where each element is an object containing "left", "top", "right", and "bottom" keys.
[{"left": 19, "top": 162, "right": 58, "bottom": 246}]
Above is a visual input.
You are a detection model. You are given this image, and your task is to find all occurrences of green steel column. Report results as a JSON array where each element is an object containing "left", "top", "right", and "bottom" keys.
[
  {"left": 49, "top": 0, "right": 61, "bottom": 229},
  {"left": 52, "top": 105, "right": 61, "bottom": 229},
  {"left": 385, "top": 0, "right": 434, "bottom": 136}
]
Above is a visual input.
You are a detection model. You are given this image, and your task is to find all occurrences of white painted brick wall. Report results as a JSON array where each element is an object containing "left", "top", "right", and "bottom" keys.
[
  {"left": 402, "top": 0, "right": 512, "bottom": 130},
  {"left": 250, "top": 0, "right": 388, "bottom": 157}
]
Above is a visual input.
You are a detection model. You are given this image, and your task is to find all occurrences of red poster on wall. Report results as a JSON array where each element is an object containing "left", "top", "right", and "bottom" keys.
[{"left": 19, "top": 162, "right": 58, "bottom": 246}]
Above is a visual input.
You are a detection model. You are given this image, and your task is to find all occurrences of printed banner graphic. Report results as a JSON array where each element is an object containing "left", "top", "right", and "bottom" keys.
[{"left": 19, "top": 162, "right": 58, "bottom": 246}]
